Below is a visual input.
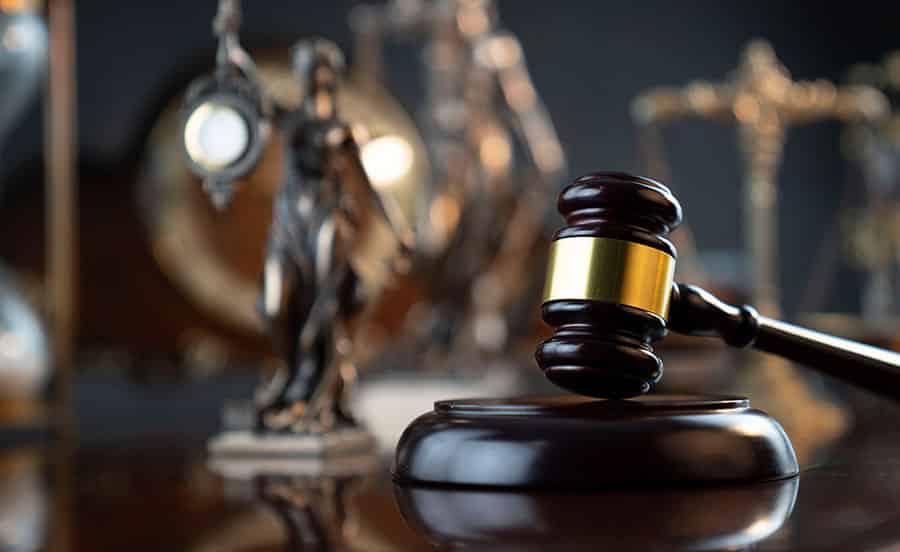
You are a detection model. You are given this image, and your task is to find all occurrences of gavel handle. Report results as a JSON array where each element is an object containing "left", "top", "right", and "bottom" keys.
[
  {"left": 754, "top": 317, "right": 900, "bottom": 400},
  {"left": 670, "top": 283, "right": 900, "bottom": 400}
]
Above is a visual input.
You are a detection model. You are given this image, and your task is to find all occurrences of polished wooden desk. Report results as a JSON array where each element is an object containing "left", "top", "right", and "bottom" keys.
[{"left": 11, "top": 371, "right": 900, "bottom": 551}]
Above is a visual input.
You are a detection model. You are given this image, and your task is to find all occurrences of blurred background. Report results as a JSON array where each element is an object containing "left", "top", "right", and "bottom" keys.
[
  {"left": 2, "top": 0, "right": 900, "bottom": 463},
  {"left": 2, "top": 1, "right": 900, "bottom": 550}
]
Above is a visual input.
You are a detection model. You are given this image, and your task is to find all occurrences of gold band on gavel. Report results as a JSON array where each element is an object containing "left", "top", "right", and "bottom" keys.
[{"left": 541, "top": 236, "right": 676, "bottom": 319}]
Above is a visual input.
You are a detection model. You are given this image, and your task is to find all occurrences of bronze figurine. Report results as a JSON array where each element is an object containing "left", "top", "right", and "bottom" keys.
[
  {"left": 182, "top": 0, "right": 409, "bottom": 441},
  {"left": 253, "top": 40, "right": 409, "bottom": 433},
  {"left": 351, "top": 0, "right": 567, "bottom": 362}
]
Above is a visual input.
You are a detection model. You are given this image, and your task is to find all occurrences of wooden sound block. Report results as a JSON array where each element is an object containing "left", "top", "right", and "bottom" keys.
[{"left": 393, "top": 395, "right": 798, "bottom": 488}]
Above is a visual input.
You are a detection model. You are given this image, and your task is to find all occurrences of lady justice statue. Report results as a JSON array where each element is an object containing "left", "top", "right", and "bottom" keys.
[
  {"left": 350, "top": 0, "right": 567, "bottom": 363},
  {"left": 181, "top": 0, "right": 410, "bottom": 453}
]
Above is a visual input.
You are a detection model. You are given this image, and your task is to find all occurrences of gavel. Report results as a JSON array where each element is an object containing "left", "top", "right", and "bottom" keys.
[
  {"left": 397, "top": 171, "right": 900, "bottom": 489},
  {"left": 536, "top": 172, "right": 900, "bottom": 400}
]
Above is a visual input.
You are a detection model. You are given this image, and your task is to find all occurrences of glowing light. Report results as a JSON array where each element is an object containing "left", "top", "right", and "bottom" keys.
[
  {"left": 733, "top": 415, "right": 772, "bottom": 438},
  {"left": 183, "top": 102, "right": 250, "bottom": 170},
  {"left": 1, "top": 0, "right": 38, "bottom": 13},
  {"left": 360, "top": 135, "right": 414, "bottom": 188},
  {"left": 744, "top": 516, "right": 777, "bottom": 538},
  {"left": 480, "top": 132, "right": 512, "bottom": 174},
  {"left": 734, "top": 94, "right": 760, "bottom": 124},
  {"left": 430, "top": 194, "right": 461, "bottom": 237}
]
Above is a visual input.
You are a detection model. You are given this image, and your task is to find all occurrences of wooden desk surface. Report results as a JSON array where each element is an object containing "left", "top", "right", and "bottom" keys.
[{"left": 10, "top": 375, "right": 900, "bottom": 551}]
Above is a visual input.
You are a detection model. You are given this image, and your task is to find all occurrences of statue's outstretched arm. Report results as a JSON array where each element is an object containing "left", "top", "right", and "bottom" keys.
[
  {"left": 481, "top": 31, "right": 567, "bottom": 187},
  {"left": 332, "top": 131, "right": 414, "bottom": 252}
]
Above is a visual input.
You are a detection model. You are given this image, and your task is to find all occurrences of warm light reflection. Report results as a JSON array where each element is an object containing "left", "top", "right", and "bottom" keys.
[
  {"left": 360, "top": 135, "right": 414, "bottom": 188},
  {"left": 480, "top": 132, "right": 512, "bottom": 174},
  {"left": 743, "top": 515, "right": 778, "bottom": 539},
  {"left": 734, "top": 94, "right": 761, "bottom": 124},
  {"left": 0, "top": 0, "right": 38, "bottom": 13},
  {"left": 733, "top": 415, "right": 771, "bottom": 438},
  {"left": 429, "top": 194, "right": 461, "bottom": 238}
]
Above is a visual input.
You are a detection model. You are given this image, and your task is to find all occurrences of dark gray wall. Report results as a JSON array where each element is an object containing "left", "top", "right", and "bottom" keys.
[{"left": 6, "top": 0, "right": 900, "bottom": 315}]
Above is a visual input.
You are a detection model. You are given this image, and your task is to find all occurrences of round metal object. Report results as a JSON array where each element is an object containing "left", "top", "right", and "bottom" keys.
[
  {"left": 179, "top": 77, "right": 269, "bottom": 190},
  {"left": 183, "top": 101, "right": 251, "bottom": 171}
]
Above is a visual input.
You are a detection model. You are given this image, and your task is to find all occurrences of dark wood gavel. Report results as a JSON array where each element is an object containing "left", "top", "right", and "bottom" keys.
[{"left": 536, "top": 172, "right": 900, "bottom": 400}]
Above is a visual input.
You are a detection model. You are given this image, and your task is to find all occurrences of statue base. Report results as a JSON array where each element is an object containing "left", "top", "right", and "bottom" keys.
[
  {"left": 209, "top": 449, "right": 378, "bottom": 480},
  {"left": 394, "top": 395, "right": 798, "bottom": 488},
  {"left": 209, "top": 426, "right": 375, "bottom": 460}
]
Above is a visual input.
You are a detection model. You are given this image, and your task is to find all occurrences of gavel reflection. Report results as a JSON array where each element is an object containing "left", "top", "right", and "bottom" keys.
[
  {"left": 536, "top": 172, "right": 900, "bottom": 400},
  {"left": 395, "top": 477, "right": 798, "bottom": 551}
]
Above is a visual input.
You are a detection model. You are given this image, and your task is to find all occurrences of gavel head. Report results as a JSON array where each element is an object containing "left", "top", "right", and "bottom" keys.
[{"left": 536, "top": 172, "right": 682, "bottom": 398}]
